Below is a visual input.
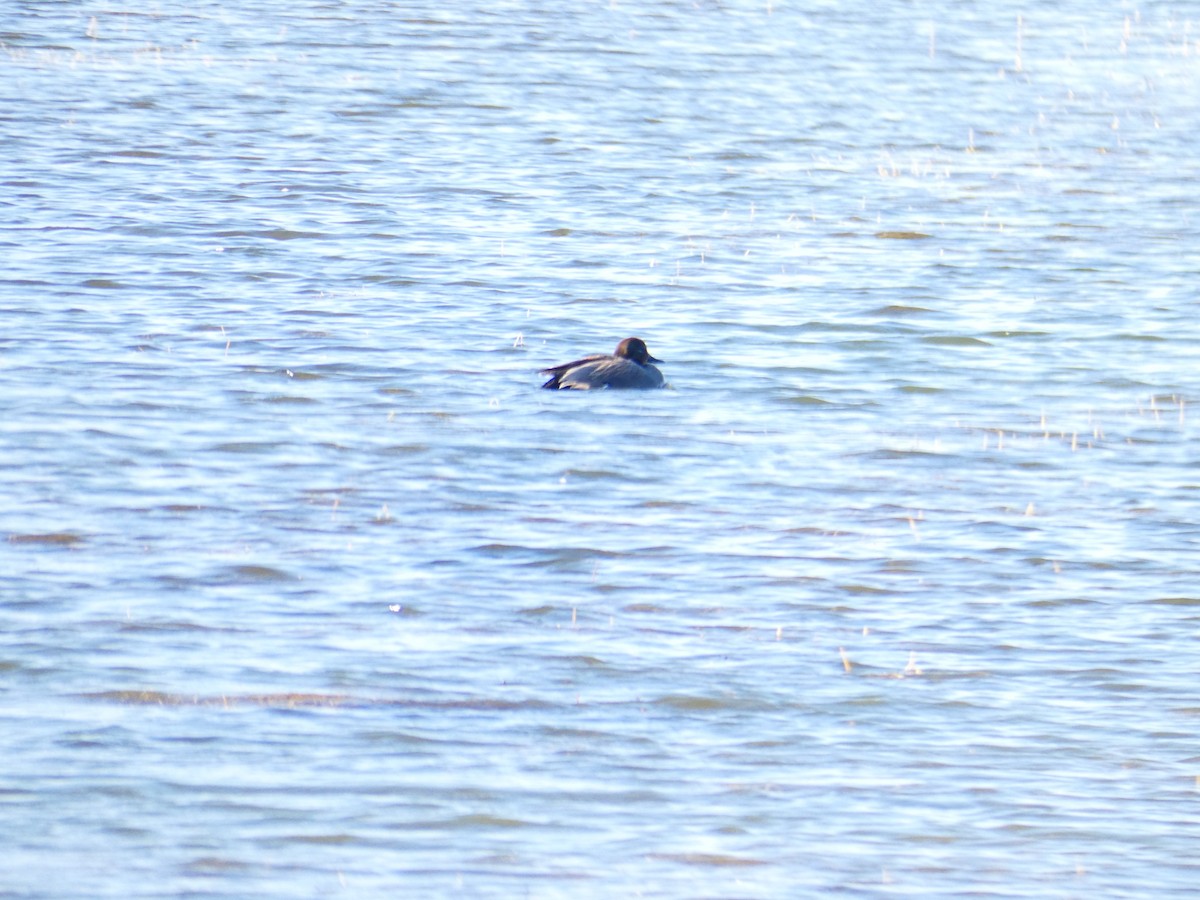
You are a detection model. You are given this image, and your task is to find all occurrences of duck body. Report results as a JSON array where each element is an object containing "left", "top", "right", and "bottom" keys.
[{"left": 540, "top": 337, "right": 665, "bottom": 390}]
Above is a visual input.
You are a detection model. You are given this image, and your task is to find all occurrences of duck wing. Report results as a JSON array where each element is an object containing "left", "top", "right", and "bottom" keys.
[
  {"left": 544, "top": 357, "right": 663, "bottom": 390},
  {"left": 540, "top": 353, "right": 609, "bottom": 389}
]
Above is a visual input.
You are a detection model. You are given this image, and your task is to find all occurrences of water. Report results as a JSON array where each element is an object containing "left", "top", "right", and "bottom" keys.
[{"left": 3, "top": 1, "right": 1200, "bottom": 896}]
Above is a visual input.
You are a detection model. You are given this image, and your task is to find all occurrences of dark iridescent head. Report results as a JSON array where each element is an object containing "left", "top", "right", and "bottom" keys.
[{"left": 615, "top": 337, "right": 662, "bottom": 365}]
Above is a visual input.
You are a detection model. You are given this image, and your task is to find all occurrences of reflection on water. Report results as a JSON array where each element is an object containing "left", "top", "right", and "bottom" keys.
[{"left": 3, "top": 1, "right": 1200, "bottom": 896}]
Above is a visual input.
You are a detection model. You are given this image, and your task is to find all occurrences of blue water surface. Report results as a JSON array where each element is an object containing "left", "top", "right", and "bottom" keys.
[{"left": 3, "top": 1, "right": 1200, "bottom": 896}]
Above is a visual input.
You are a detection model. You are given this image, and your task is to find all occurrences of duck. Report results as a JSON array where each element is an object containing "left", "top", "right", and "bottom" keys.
[{"left": 540, "top": 337, "right": 665, "bottom": 390}]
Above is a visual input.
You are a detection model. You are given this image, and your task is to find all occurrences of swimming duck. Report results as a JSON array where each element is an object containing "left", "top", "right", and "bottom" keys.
[{"left": 540, "top": 337, "right": 665, "bottom": 390}]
